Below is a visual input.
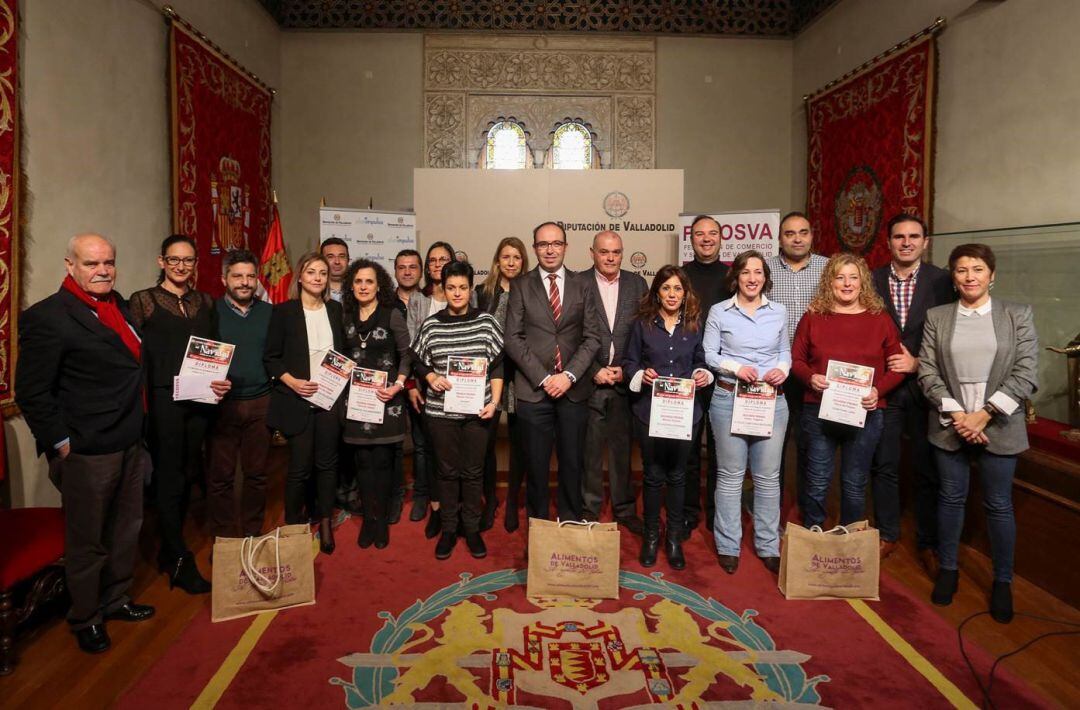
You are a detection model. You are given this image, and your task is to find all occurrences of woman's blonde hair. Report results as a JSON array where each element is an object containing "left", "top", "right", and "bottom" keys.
[
  {"left": 807, "top": 252, "right": 884, "bottom": 314},
  {"left": 481, "top": 237, "right": 529, "bottom": 300},
  {"left": 290, "top": 251, "right": 330, "bottom": 301}
]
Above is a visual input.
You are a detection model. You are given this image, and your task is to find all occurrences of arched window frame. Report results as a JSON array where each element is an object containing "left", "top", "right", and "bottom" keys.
[
  {"left": 480, "top": 118, "right": 533, "bottom": 169},
  {"left": 548, "top": 120, "right": 600, "bottom": 170}
]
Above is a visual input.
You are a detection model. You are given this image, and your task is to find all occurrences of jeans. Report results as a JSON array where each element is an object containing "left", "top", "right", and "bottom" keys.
[
  {"left": 709, "top": 387, "right": 789, "bottom": 557},
  {"left": 935, "top": 446, "right": 1017, "bottom": 582},
  {"left": 801, "top": 404, "right": 884, "bottom": 530},
  {"left": 633, "top": 419, "right": 689, "bottom": 532}
]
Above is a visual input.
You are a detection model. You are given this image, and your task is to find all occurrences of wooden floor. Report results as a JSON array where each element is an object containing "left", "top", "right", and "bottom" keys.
[{"left": 2, "top": 443, "right": 1079, "bottom": 709}]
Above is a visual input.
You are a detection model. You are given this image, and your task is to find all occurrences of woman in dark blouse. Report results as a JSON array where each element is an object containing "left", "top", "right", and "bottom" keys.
[
  {"left": 622, "top": 265, "right": 712, "bottom": 570},
  {"left": 129, "top": 234, "right": 230, "bottom": 594},
  {"left": 341, "top": 258, "right": 411, "bottom": 549}
]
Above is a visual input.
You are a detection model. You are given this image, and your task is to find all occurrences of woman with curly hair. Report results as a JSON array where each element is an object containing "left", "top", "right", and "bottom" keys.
[
  {"left": 341, "top": 258, "right": 412, "bottom": 549},
  {"left": 622, "top": 265, "right": 712, "bottom": 569},
  {"left": 791, "top": 253, "right": 904, "bottom": 530}
]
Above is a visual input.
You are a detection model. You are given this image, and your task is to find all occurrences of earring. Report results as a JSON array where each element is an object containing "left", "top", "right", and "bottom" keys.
[{"left": 989, "top": 281, "right": 995, "bottom": 290}]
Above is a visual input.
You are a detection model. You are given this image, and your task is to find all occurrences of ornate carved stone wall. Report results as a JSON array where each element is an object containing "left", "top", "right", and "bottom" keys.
[{"left": 423, "top": 34, "right": 655, "bottom": 169}]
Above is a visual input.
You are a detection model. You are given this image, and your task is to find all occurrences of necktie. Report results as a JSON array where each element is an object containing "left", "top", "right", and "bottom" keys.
[{"left": 548, "top": 273, "right": 563, "bottom": 372}]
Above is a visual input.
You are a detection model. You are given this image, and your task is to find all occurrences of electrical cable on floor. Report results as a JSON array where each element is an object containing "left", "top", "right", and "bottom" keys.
[{"left": 958, "top": 610, "right": 1080, "bottom": 710}]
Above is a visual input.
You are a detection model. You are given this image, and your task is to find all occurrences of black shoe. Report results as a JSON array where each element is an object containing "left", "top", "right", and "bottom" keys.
[
  {"left": 931, "top": 569, "right": 959, "bottom": 606},
  {"left": 169, "top": 552, "right": 211, "bottom": 595},
  {"left": 705, "top": 512, "right": 715, "bottom": 533},
  {"left": 990, "top": 581, "right": 1013, "bottom": 623},
  {"left": 665, "top": 534, "right": 686, "bottom": 570},
  {"left": 761, "top": 556, "right": 781, "bottom": 574},
  {"left": 435, "top": 532, "right": 456, "bottom": 560},
  {"left": 320, "top": 537, "right": 336, "bottom": 555},
  {"left": 409, "top": 497, "right": 429, "bottom": 522},
  {"left": 319, "top": 521, "right": 336, "bottom": 555},
  {"left": 480, "top": 501, "right": 497, "bottom": 532},
  {"left": 465, "top": 532, "right": 487, "bottom": 558},
  {"left": 580, "top": 511, "right": 600, "bottom": 523},
  {"left": 681, "top": 518, "right": 698, "bottom": 541},
  {"left": 718, "top": 554, "right": 739, "bottom": 575},
  {"left": 504, "top": 501, "right": 520, "bottom": 533},
  {"left": 75, "top": 624, "right": 110, "bottom": 654},
  {"left": 388, "top": 496, "right": 404, "bottom": 525},
  {"left": 357, "top": 518, "right": 376, "bottom": 548},
  {"left": 374, "top": 520, "right": 390, "bottom": 549},
  {"left": 640, "top": 528, "right": 660, "bottom": 567},
  {"left": 616, "top": 515, "right": 645, "bottom": 536},
  {"left": 105, "top": 603, "right": 156, "bottom": 623},
  {"left": 425, "top": 509, "right": 442, "bottom": 539}
]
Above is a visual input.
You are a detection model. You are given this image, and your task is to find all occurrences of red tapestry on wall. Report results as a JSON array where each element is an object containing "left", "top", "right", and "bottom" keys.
[
  {"left": 0, "top": 0, "right": 18, "bottom": 414},
  {"left": 170, "top": 22, "right": 272, "bottom": 297},
  {"left": 806, "top": 34, "right": 937, "bottom": 269}
]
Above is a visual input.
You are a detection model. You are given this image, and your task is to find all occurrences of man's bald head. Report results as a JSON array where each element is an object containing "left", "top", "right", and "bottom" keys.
[
  {"left": 65, "top": 233, "right": 117, "bottom": 297},
  {"left": 590, "top": 231, "right": 624, "bottom": 279}
]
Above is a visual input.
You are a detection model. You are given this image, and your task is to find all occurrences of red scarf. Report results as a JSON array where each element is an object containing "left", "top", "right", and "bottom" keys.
[{"left": 62, "top": 275, "right": 141, "bottom": 362}]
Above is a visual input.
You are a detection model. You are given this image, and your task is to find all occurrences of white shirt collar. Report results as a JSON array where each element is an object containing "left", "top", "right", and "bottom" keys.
[
  {"left": 540, "top": 266, "right": 566, "bottom": 282},
  {"left": 958, "top": 297, "right": 992, "bottom": 317},
  {"left": 722, "top": 294, "right": 771, "bottom": 311}
]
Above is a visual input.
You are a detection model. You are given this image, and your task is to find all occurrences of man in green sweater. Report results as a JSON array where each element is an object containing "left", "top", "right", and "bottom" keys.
[{"left": 206, "top": 250, "right": 274, "bottom": 539}]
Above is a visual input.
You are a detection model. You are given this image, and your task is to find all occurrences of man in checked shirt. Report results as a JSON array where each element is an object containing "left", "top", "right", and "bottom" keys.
[{"left": 870, "top": 213, "right": 954, "bottom": 573}]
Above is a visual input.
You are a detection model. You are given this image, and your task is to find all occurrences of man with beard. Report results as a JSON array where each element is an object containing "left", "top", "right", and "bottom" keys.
[{"left": 206, "top": 249, "right": 274, "bottom": 539}]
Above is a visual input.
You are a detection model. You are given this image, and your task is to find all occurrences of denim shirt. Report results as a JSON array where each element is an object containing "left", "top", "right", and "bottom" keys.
[{"left": 621, "top": 315, "right": 710, "bottom": 425}]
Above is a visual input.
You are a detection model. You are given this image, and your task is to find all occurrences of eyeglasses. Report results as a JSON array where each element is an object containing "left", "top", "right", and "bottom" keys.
[
  {"left": 164, "top": 256, "right": 197, "bottom": 266},
  {"left": 427, "top": 256, "right": 451, "bottom": 265},
  {"left": 535, "top": 241, "right": 566, "bottom": 250}
]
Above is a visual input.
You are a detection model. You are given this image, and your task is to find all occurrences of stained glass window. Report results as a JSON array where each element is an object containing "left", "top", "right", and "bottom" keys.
[
  {"left": 485, "top": 121, "right": 528, "bottom": 169},
  {"left": 552, "top": 122, "right": 593, "bottom": 170}
]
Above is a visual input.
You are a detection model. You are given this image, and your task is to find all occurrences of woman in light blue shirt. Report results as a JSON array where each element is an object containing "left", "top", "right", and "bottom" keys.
[{"left": 703, "top": 250, "right": 790, "bottom": 575}]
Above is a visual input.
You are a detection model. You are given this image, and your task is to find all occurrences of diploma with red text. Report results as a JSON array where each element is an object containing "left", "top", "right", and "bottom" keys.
[
  {"left": 649, "top": 376, "right": 695, "bottom": 441},
  {"left": 305, "top": 349, "right": 356, "bottom": 410},
  {"left": 819, "top": 360, "right": 875, "bottom": 428},
  {"left": 444, "top": 355, "right": 488, "bottom": 415},
  {"left": 173, "top": 336, "right": 235, "bottom": 404},
  {"left": 347, "top": 367, "right": 388, "bottom": 424},
  {"left": 731, "top": 380, "right": 777, "bottom": 437}
]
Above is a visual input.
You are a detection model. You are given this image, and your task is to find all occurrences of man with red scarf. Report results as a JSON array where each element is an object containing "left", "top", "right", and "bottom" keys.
[{"left": 16, "top": 233, "right": 155, "bottom": 655}]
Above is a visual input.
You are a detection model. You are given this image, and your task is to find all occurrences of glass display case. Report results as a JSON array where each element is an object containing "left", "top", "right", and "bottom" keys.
[{"left": 931, "top": 222, "right": 1080, "bottom": 425}]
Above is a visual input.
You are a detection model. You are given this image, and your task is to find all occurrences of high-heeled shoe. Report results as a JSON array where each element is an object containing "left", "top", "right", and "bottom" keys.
[
  {"left": 169, "top": 552, "right": 211, "bottom": 594},
  {"left": 425, "top": 508, "right": 442, "bottom": 539}
]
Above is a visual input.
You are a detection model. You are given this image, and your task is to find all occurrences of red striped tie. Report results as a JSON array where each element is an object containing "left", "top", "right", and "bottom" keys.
[{"left": 548, "top": 273, "right": 563, "bottom": 372}]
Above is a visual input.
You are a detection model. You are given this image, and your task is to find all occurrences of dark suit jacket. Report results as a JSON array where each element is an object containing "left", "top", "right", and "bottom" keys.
[
  {"left": 16, "top": 288, "right": 144, "bottom": 456},
  {"left": 264, "top": 299, "right": 345, "bottom": 436},
  {"left": 505, "top": 266, "right": 603, "bottom": 403},
  {"left": 581, "top": 267, "right": 648, "bottom": 389}
]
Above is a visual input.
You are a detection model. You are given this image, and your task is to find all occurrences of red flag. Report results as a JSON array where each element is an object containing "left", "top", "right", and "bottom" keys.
[{"left": 259, "top": 203, "right": 292, "bottom": 304}]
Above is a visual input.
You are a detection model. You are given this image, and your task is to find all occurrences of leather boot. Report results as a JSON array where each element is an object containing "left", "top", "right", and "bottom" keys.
[
  {"left": 375, "top": 517, "right": 390, "bottom": 549},
  {"left": 665, "top": 531, "right": 686, "bottom": 570},
  {"left": 990, "top": 581, "right": 1013, "bottom": 623},
  {"left": 639, "top": 526, "right": 660, "bottom": 567},
  {"left": 425, "top": 508, "right": 442, "bottom": 539},
  {"left": 503, "top": 498, "right": 520, "bottom": 533},
  {"left": 169, "top": 552, "right": 211, "bottom": 595},
  {"left": 931, "top": 569, "right": 959, "bottom": 606}
]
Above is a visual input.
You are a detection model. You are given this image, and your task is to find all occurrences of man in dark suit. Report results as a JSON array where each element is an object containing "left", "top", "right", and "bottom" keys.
[
  {"left": 871, "top": 213, "right": 955, "bottom": 571},
  {"left": 506, "top": 222, "right": 603, "bottom": 521},
  {"left": 16, "top": 233, "right": 155, "bottom": 655},
  {"left": 581, "top": 231, "right": 648, "bottom": 533}
]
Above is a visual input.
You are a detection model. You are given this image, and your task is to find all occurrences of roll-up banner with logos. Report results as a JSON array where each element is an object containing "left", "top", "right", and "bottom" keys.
[
  {"left": 678, "top": 210, "right": 780, "bottom": 265},
  {"left": 414, "top": 169, "right": 683, "bottom": 282},
  {"left": 319, "top": 207, "right": 417, "bottom": 275}
]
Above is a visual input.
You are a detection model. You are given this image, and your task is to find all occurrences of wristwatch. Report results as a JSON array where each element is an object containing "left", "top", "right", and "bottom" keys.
[{"left": 982, "top": 402, "right": 999, "bottom": 417}]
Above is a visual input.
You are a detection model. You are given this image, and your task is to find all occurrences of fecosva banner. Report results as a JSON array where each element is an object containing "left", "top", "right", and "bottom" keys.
[
  {"left": 678, "top": 210, "right": 780, "bottom": 265},
  {"left": 414, "top": 169, "right": 683, "bottom": 281}
]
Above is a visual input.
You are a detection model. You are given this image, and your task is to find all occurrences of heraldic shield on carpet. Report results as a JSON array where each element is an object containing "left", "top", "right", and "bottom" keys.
[{"left": 329, "top": 569, "right": 827, "bottom": 708}]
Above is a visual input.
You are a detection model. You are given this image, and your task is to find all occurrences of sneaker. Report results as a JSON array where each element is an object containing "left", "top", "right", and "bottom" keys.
[
  {"left": 435, "top": 532, "right": 456, "bottom": 560},
  {"left": 465, "top": 532, "right": 487, "bottom": 558}
]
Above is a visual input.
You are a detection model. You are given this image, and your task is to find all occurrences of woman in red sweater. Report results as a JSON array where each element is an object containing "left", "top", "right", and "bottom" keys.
[{"left": 792, "top": 253, "right": 903, "bottom": 531}]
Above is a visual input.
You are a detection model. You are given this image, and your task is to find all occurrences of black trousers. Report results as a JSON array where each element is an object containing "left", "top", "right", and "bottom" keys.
[
  {"left": 354, "top": 443, "right": 396, "bottom": 521},
  {"left": 283, "top": 407, "right": 339, "bottom": 524},
  {"left": 483, "top": 410, "right": 525, "bottom": 513},
  {"left": 634, "top": 419, "right": 689, "bottom": 532},
  {"left": 781, "top": 376, "right": 809, "bottom": 521},
  {"left": 683, "top": 401, "right": 716, "bottom": 526},
  {"left": 426, "top": 416, "right": 489, "bottom": 534},
  {"left": 149, "top": 387, "right": 210, "bottom": 561},
  {"left": 583, "top": 386, "right": 636, "bottom": 519},
  {"left": 517, "top": 396, "right": 589, "bottom": 521},
  {"left": 407, "top": 404, "right": 436, "bottom": 502},
  {"left": 59, "top": 443, "right": 144, "bottom": 630},
  {"left": 206, "top": 394, "right": 271, "bottom": 538},
  {"left": 871, "top": 380, "right": 939, "bottom": 547}
]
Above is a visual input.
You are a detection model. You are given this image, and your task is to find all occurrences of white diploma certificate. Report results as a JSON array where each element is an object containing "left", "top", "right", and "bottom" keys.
[
  {"left": 173, "top": 336, "right": 235, "bottom": 404},
  {"left": 648, "top": 376, "right": 695, "bottom": 441},
  {"left": 304, "top": 349, "right": 356, "bottom": 410},
  {"left": 818, "top": 360, "right": 875, "bottom": 428},
  {"left": 347, "top": 368, "right": 388, "bottom": 424},
  {"left": 443, "top": 355, "right": 488, "bottom": 415},
  {"left": 731, "top": 381, "right": 777, "bottom": 437}
]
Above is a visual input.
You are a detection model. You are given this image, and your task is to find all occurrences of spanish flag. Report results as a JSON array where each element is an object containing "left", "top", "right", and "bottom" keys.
[{"left": 259, "top": 200, "right": 292, "bottom": 304}]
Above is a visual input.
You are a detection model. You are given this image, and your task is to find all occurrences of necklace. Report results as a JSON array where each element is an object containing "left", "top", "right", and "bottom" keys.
[
  {"left": 357, "top": 330, "right": 372, "bottom": 349},
  {"left": 357, "top": 304, "right": 378, "bottom": 349}
]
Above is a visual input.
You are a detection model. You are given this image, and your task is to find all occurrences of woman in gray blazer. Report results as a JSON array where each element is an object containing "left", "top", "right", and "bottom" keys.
[{"left": 918, "top": 243, "right": 1038, "bottom": 624}]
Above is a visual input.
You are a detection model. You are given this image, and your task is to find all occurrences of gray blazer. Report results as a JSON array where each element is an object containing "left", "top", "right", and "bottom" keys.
[
  {"left": 404, "top": 289, "right": 477, "bottom": 344},
  {"left": 918, "top": 299, "right": 1039, "bottom": 455},
  {"left": 505, "top": 266, "right": 603, "bottom": 403},
  {"left": 581, "top": 267, "right": 648, "bottom": 386}
]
